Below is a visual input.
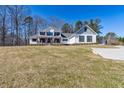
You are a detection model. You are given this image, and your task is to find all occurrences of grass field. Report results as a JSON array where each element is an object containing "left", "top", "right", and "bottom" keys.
[{"left": 0, "top": 45, "right": 124, "bottom": 88}]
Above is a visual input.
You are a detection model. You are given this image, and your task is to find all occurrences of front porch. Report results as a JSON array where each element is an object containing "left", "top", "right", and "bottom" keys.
[{"left": 36, "top": 37, "right": 61, "bottom": 44}]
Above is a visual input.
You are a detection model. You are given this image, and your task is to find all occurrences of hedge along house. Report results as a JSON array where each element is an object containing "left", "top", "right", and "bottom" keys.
[{"left": 29, "top": 25, "right": 97, "bottom": 45}]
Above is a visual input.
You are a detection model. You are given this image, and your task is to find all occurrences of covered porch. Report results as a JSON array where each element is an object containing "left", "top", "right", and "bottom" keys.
[
  {"left": 38, "top": 37, "right": 61, "bottom": 44},
  {"left": 30, "top": 36, "right": 61, "bottom": 44}
]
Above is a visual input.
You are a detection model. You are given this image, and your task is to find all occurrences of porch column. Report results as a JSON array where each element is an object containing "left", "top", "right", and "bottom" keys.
[
  {"left": 52, "top": 37, "right": 54, "bottom": 43},
  {"left": 45, "top": 38, "right": 48, "bottom": 44},
  {"left": 37, "top": 37, "right": 40, "bottom": 44},
  {"left": 84, "top": 35, "right": 87, "bottom": 43}
]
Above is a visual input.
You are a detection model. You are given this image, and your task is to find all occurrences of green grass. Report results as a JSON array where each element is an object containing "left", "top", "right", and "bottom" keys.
[{"left": 0, "top": 45, "right": 124, "bottom": 87}]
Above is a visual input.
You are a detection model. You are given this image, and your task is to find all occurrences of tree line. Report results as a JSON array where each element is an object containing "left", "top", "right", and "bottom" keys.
[{"left": 0, "top": 5, "right": 103, "bottom": 46}]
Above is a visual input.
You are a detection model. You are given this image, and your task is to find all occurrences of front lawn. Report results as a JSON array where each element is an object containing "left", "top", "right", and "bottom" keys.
[{"left": 0, "top": 45, "right": 124, "bottom": 87}]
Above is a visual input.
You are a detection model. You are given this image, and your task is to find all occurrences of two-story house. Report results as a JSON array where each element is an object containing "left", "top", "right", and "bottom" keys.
[{"left": 29, "top": 25, "right": 97, "bottom": 45}]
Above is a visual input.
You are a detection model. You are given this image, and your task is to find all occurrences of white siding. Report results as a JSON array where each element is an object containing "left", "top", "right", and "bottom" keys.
[
  {"left": 29, "top": 38, "right": 38, "bottom": 44},
  {"left": 92, "top": 35, "right": 97, "bottom": 43},
  {"left": 61, "top": 38, "right": 69, "bottom": 44},
  {"left": 29, "top": 25, "right": 97, "bottom": 44},
  {"left": 61, "top": 36, "right": 76, "bottom": 44},
  {"left": 78, "top": 34, "right": 96, "bottom": 43},
  {"left": 75, "top": 35, "right": 79, "bottom": 43},
  {"left": 64, "top": 34, "right": 97, "bottom": 44},
  {"left": 68, "top": 36, "right": 76, "bottom": 44},
  {"left": 75, "top": 34, "right": 85, "bottom": 43}
]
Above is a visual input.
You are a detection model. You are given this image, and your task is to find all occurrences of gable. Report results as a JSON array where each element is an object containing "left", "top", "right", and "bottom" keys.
[
  {"left": 76, "top": 25, "right": 97, "bottom": 35},
  {"left": 83, "top": 27, "right": 96, "bottom": 35}
]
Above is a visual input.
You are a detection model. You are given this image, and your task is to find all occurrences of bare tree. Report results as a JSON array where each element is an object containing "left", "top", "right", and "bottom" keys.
[
  {"left": 7, "top": 5, "right": 29, "bottom": 45},
  {"left": 0, "top": 6, "right": 8, "bottom": 46},
  {"left": 48, "top": 16, "right": 65, "bottom": 29},
  {"left": 24, "top": 16, "right": 33, "bottom": 44},
  {"left": 33, "top": 15, "right": 48, "bottom": 34}
]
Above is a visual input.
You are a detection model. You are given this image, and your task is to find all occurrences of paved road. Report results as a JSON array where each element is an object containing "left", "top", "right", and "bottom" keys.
[{"left": 92, "top": 46, "right": 124, "bottom": 60}]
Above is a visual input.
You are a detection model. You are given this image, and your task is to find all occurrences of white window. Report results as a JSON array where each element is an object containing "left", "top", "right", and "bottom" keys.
[
  {"left": 40, "top": 32, "right": 45, "bottom": 35},
  {"left": 32, "top": 39, "right": 37, "bottom": 42},
  {"left": 79, "top": 36, "right": 85, "bottom": 42},
  {"left": 47, "top": 32, "right": 53, "bottom": 36},
  {"left": 87, "top": 36, "right": 92, "bottom": 42},
  {"left": 54, "top": 32, "right": 60, "bottom": 36},
  {"left": 63, "top": 38, "right": 68, "bottom": 41}
]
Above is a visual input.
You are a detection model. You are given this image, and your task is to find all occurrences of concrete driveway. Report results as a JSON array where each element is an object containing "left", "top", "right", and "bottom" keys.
[{"left": 92, "top": 46, "right": 124, "bottom": 60}]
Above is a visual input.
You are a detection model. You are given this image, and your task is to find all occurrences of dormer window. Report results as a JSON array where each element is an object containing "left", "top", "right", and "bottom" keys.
[
  {"left": 54, "top": 32, "right": 60, "bottom": 36},
  {"left": 47, "top": 32, "right": 53, "bottom": 36},
  {"left": 40, "top": 32, "right": 45, "bottom": 35}
]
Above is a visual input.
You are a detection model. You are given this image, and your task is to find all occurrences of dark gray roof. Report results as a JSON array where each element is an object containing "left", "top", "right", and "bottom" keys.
[
  {"left": 41, "top": 26, "right": 61, "bottom": 32},
  {"left": 61, "top": 25, "right": 97, "bottom": 38},
  {"left": 29, "top": 34, "right": 39, "bottom": 38},
  {"left": 30, "top": 25, "right": 97, "bottom": 39},
  {"left": 76, "top": 27, "right": 86, "bottom": 34},
  {"left": 61, "top": 33, "right": 74, "bottom": 38}
]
